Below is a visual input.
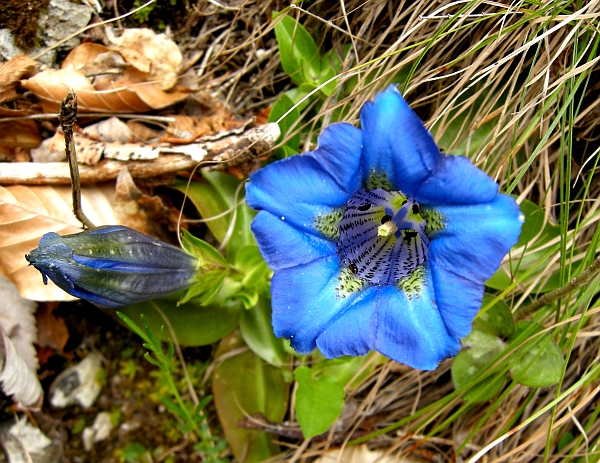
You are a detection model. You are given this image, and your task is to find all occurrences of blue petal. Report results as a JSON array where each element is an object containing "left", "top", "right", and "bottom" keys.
[
  {"left": 317, "top": 273, "right": 461, "bottom": 370},
  {"left": 316, "top": 287, "right": 378, "bottom": 357},
  {"left": 246, "top": 155, "right": 351, "bottom": 237},
  {"left": 360, "top": 86, "right": 441, "bottom": 194},
  {"left": 271, "top": 255, "right": 362, "bottom": 354},
  {"left": 306, "top": 123, "right": 364, "bottom": 194},
  {"left": 251, "top": 211, "right": 337, "bottom": 271},
  {"left": 428, "top": 194, "right": 523, "bottom": 337},
  {"left": 415, "top": 155, "right": 498, "bottom": 205}
]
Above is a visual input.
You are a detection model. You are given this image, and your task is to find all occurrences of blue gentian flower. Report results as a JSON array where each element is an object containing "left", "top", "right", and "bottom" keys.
[
  {"left": 246, "top": 86, "right": 523, "bottom": 370},
  {"left": 26, "top": 226, "right": 199, "bottom": 308}
]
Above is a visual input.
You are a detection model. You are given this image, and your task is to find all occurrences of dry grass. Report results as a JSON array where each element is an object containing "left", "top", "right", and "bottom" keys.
[{"left": 122, "top": 0, "right": 600, "bottom": 461}]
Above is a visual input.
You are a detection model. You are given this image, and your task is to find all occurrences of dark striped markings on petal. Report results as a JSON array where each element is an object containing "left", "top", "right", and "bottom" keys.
[{"left": 336, "top": 188, "right": 429, "bottom": 285}]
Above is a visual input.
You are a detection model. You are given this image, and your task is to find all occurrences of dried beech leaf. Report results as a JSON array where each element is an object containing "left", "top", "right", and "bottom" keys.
[
  {"left": 62, "top": 42, "right": 117, "bottom": 70},
  {"left": 106, "top": 28, "right": 183, "bottom": 90},
  {"left": 83, "top": 117, "right": 133, "bottom": 143},
  {"left": 0, "top": 55, "right": 38, "bottom": 104},
  {"left": 0, "top": 185, "right": 118, "bottom": 301},
  {"left": 0, "top": 276, "right": 41, "bottom": 408},
  {"left": 36, "top": 304, "right": 69, "bottom": 353},
  {"left": 21, "top": 68, "right": 189, "bottom": 113},
  {"left": 0, "top": 121, "right": 41, "bottom": 149},
  {"left": 113, "top": 168, "right": 177, "bottom": 240}
]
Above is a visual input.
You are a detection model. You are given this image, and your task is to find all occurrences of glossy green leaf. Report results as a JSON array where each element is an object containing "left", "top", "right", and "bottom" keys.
[
  {"left": 451, "top": 330, "right": 509, "bottom": 403},
  {"left": 268, "top": 93, "right": 301, "bottom": 151},
  {"left": 213, "top": 332, "right": 289, "bottom": 463},
  {"left": 273, "top": 12, "right": 320, "bottom": 86},
  {"left": 119, "top": 293, "right": 241, "bottom": 346},
  {"left": 178, "top": 268, "right": 227, "bottom": 305},
  {"left": 316, "top": 353, "right": 378, "bottom": 389},
  {"left": 317, "top": 50, "right": 341, "bottom": 96},
  {"left": 294, "top": 366, "right": 345, "bottom": 438},
  {"left": 234, "top": 245, "right": 270, "bottom": 289},
  {"left": 173, "top": 170, "right": 255, "bottom": 260},
  {"left": 180, "top": 229, "right": 228, "bottom": 267},
  {"left": 509, "top": 321, "right": 564, "bottom": 387},
  {"left": 240, "top": 296, "right": 288, "bottom": 366}
]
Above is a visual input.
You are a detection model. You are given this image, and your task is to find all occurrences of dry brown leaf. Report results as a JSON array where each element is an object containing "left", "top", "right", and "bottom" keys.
[
  {"left": 113, "top": 168, "right": 178, "bottom": 241},
  {"left": 21, "top": 67, "right": 190, "bottom": 113},
  {"left": 61, "top": 42, "right": 124, "bottom": 73},
  {"left": 0, "top": 121, "right": 41, "bottom": 149},
  {"left": 36, "top": 303, "right": 69, "bottom": 353},
  {"left": 82, "top": 117, "right": 134, "bottom": 143},
  {"left": 106, "top": 28, "right": 183, "bottom": 91},
  {"left": 0, "top": 184, "right": 118, "bottom": 301},
  {"left": 0, "top": 55, "right": 38, "bottom": 104}
]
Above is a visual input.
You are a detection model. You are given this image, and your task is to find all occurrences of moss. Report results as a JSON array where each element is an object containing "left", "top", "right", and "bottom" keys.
[{"left": 0, "top": 0, "right": 49, "bottom": 50}]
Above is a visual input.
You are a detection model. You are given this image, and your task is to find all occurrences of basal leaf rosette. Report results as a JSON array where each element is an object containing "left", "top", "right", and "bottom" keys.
[{"left": 246, "top": 86, "right": 523, "bottom": 370}]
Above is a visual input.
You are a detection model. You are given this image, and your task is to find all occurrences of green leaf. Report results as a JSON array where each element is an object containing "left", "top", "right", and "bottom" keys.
[
  {"left": 509, "top": 321, "right": 564, "bottom": 387},
  {"left": 180, "top": 229, "right": 228, "bottom": 267},
  {"left": 268, "top": 93, "right": 301, "bottom": 151},
  {"left": 178, "top": 268, "right": 227, "bottom": 306},
  {"left": 212, "top": 332, "right": 289, "bottom": 463},
  {"left": 451, "top": 330, "right": 508, "bottom": 403},
  {"left": 240, "top": 296, "right": 288, "bottom": 366},
  {"left": 234, "top": 245, "right": 270, "bottom": 288},
  {"left": 273, "top": 12, "right": 320, "bottom": 86},
  {"left": 316, "top": 353, "right": 379, "bottom": 389},
  {"left": 487, "top": 200, "right": 562, "bottom": 293},
  {"left": 173, "top": 170, "right": 255, "bottom": 260},
  {"left": 474, "top": 295, "right": 515, "bottom": 338},
  {"left": 294, "top": 366, "right": 345, "bottom": 438},
  {"left": 119, "top": 293, "right": 242, "bottom": 346},
  {"left": 317, "top": 49, "right": 341, "bottom": 96}
]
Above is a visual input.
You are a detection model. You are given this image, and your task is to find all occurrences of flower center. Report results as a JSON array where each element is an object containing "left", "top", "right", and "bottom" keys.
[{"left": 336, "top": 188, "right": 429, "bottom": 285}]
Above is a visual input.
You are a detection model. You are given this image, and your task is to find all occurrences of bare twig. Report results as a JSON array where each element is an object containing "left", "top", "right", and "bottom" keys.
[
  {"left": 59, "top": 92, "right": 95, "bottom": 229},
  {"left": 519, "top": 255, "right": 600, "bottom": 318}
]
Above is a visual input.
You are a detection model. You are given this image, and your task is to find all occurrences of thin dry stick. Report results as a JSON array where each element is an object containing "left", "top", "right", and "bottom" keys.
[
  {"left": 520, "top": 255, "right": 600, "bottom": 317},
  {"left": 59, "top": 92, "right": 95, "bottom": 229}
]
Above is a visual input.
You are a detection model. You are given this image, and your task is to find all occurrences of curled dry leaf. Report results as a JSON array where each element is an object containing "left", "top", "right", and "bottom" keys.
[
  {"left": 105, "top": 27, "right": 183, "bottom": 91},
  {"left": 0, "top": 184, "right": 118, "bottom": 301},
  {"left": 113, "top": 168, "right": 178, "bottom": 241},
  {"left": 0, "top": 55, "right": 39, "bottom": 104},
  {"left": 21, "top": 67, "right": 190, "bottom": 113},
  {"left": 0, "top": 276, "right": 41, "bottom": 408}
]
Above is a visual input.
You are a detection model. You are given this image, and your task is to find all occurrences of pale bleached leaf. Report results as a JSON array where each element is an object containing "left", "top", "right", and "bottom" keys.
[
  {"left": 0, "top": 329, "right": 42, "bottom": 408},
  {"left": 0, "top": 276, "right": 37, "bottom": 372},
  {"left": 0, "top": 185, "right": 118, "bottom": 301}
]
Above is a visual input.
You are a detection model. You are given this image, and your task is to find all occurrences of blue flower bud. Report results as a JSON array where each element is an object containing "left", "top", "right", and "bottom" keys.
[{"left": 26, "top": 226, "right": 199, "bottom": 308}]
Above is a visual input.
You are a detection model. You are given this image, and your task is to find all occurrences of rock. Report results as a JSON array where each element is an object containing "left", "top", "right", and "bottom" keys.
[
  {"left": 81, "top": 412, "right": 113, "bottom": 452},
  {"left": 49, "top": 352, "right": 103, "bottom": 409}
]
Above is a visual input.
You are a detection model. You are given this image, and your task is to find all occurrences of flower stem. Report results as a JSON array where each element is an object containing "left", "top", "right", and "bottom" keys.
[
  {"left": 59, "top": 91, "right": 95, "bottom": 230},
  {"left": 518, "top": 255, "right": 600, "bottom": 318}
]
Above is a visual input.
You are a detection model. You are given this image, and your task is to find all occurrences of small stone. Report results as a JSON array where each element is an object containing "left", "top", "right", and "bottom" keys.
[
  {"left": 81, "top": 412, "right": 113, "bottom": 452},
  {"left": 49, "top": 353, "right": 103, "bottom": 409}
]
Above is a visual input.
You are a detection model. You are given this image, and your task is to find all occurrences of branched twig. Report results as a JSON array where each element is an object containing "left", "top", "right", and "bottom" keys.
[
  {"left": 59, "top": 91, "right": 95, "bottom": 229},
  {"left": 519, "top": 255, "right": 600, "bottom": 318}
]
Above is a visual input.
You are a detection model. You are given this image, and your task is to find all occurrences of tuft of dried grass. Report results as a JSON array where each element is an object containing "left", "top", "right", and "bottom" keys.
[{"left": 178, "top": 0, "right": 600, "bottom": 461}]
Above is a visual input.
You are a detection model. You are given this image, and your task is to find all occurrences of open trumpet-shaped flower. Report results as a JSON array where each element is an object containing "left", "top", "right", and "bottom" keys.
[
  {"left": 26, "top": 226, "right": 199, "bottom": 308},
  {"left": 246, "top": 86, "right": 523, "bottom": 370}
]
